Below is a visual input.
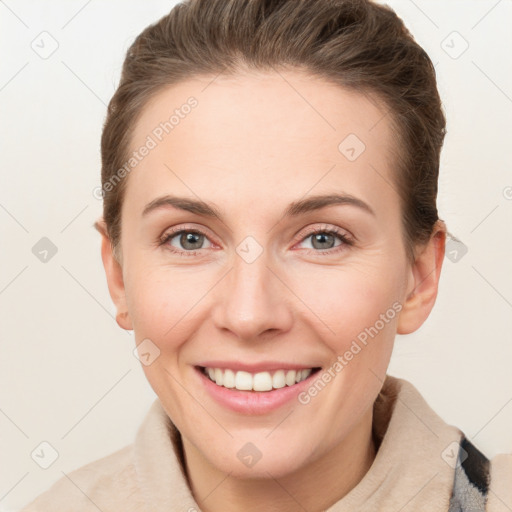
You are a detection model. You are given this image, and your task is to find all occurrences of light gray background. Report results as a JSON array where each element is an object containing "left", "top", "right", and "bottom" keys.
[{"left": 1, "top": 0, "right": 511, "bottom": 509}]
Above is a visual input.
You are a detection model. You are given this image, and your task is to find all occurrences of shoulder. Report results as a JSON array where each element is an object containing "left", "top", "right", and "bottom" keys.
[
  {"left": 19, "top": 443, "right": 146, "bottom": 512},
  {"left": 449, "top": 435, "right": 512, "bottom": 512}
]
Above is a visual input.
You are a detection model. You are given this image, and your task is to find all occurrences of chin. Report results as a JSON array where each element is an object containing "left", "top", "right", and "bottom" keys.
[
  {"left": 202, "top": 441, "right": 308, "bottom": 480},
  {"left": 222, "top": 458, "right": 302, "bottom": 480}
]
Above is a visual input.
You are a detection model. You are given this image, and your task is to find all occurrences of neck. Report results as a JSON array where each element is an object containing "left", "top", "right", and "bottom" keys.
[{"left": 181, "top": 407, "right": 377, "bottom": 512}]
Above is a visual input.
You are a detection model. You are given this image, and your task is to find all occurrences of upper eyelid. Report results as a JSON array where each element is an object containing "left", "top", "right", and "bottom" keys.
[{"left": 299, "top": 224, "right": 349, "bottom": 236}]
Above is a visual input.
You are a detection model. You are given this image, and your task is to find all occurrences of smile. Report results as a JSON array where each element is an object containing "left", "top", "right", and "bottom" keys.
[{"left": 200, "top": 366, "right": 321, "bottom": 392}]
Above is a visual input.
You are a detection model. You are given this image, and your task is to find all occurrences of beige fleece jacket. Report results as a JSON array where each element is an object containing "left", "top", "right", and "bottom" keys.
[{"left": 20, "top": 374, "right": 512, "bottom": 511}]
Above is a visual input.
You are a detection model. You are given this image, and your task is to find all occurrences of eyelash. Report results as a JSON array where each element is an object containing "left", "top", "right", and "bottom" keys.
[{"left": 158, "top": 225, "right": 354, "bottom": 258}]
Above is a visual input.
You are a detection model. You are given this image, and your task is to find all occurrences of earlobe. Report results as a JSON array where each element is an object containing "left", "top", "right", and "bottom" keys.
[
  {"left": 396, "top": 221, "right": 447, "bottom": 335},
  {"left": 115, "top": 311, "right": 133, "bottom": 331},
  {"left": 95, "top": 218, "right": 133, "bottom": 331}
]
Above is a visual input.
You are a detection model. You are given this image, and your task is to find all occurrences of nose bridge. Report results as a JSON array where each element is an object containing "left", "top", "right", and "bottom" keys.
[{"left": 212, "top": 243, "right": 291, "bottom": 340}]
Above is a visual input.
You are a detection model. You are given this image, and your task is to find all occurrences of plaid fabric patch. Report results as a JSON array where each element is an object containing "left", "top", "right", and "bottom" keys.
[{"left": 448, "top": 436, "right": 490, "bottom": 512}]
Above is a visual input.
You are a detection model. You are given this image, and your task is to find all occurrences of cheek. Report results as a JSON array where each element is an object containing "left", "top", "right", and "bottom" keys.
[
  {"left": 289, "top": 264, "right": 401, "bottom": 354},
  {"left": 126, "top": 270, "right": 204, "bottom": 399},
  {"left": 125, "top": 266, "right": 211, "bottom": 347}
]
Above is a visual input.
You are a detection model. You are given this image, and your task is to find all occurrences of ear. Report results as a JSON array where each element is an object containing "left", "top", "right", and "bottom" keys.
[
  {"left": 94, "top": 217, "right": 133, "bottom": 331},
  {"left": 397, "top": 220, "right": 447, "bottom": 335}
]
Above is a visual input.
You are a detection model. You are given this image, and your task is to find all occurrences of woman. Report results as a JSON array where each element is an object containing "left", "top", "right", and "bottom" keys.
[{"left": 21, "top": 0, "right": 511, "bottom": 510}]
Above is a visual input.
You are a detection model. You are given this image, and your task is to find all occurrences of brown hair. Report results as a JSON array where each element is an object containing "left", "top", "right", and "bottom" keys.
[{"left": 96, "top": 0, "right": 447, "bottom": 265}]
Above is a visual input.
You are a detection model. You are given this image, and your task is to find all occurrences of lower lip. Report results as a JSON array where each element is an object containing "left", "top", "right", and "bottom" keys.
[{"left": 194, "top": 366, "right": 321, "bottom": 415}]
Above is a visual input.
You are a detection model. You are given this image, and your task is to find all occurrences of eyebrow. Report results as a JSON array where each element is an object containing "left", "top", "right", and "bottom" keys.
[{"left": 142, "top": 193, "right": 376, "bottom": 220}]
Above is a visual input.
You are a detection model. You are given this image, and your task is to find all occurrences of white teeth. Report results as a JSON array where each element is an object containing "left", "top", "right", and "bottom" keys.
[
  {"left": 223, "top": 369, "right": 235, "bottom": 388},
  {"left": 235, "top": 371, "right": 253, "bottom": 390},
  {"left": 272, "top": 370, "right": 286, "bottom": 389},
  {"left": 285, "top": 370, "right": 297, "bottom": 386},
  {"left": 302, "top": 368, "right": 312, "bottom": 379},
  {"left": 203, "top": 367, "right": 315, "bottom": 391},
  {"left": 253, "top": 372, "right": 273, "bottom": 391}
]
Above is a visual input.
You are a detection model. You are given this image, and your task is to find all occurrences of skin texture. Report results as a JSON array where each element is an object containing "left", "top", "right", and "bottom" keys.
[{"left": 98, "top": 69, "right": 446, "bottom": 512}]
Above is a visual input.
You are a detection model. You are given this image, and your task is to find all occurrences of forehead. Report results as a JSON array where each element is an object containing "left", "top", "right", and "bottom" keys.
[
  {"left": 132, "top": 69, "right": 393, "bottom": 150},
  {"left": 124, "top": 70, "right": 399, "bottom": 220}
]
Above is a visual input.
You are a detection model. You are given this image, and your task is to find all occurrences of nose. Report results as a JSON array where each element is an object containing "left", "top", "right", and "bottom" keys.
[{"left": 211, "top": 250, "right": 293, "bottom": 342}]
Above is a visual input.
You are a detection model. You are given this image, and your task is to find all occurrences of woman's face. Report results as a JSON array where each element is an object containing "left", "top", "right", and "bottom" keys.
[{"left": 103, "top": 70, "right": 441, "bottom": 478}]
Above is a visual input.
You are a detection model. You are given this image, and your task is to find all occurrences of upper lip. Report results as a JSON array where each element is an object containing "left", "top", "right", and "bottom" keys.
[{"left": 196, "top": 361, "right": 321, "bottom": 373}]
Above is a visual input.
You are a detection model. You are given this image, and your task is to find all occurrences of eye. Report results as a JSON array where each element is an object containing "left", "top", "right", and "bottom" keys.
[
  {"left": 159, "top": 228, "right": 213, "bottom": 256},
  {"left": 295, "top": 226, "right": 353, "bottom": 254},
  {"left": 158, "top": 224, "right": 353, "bottom": 257}
]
